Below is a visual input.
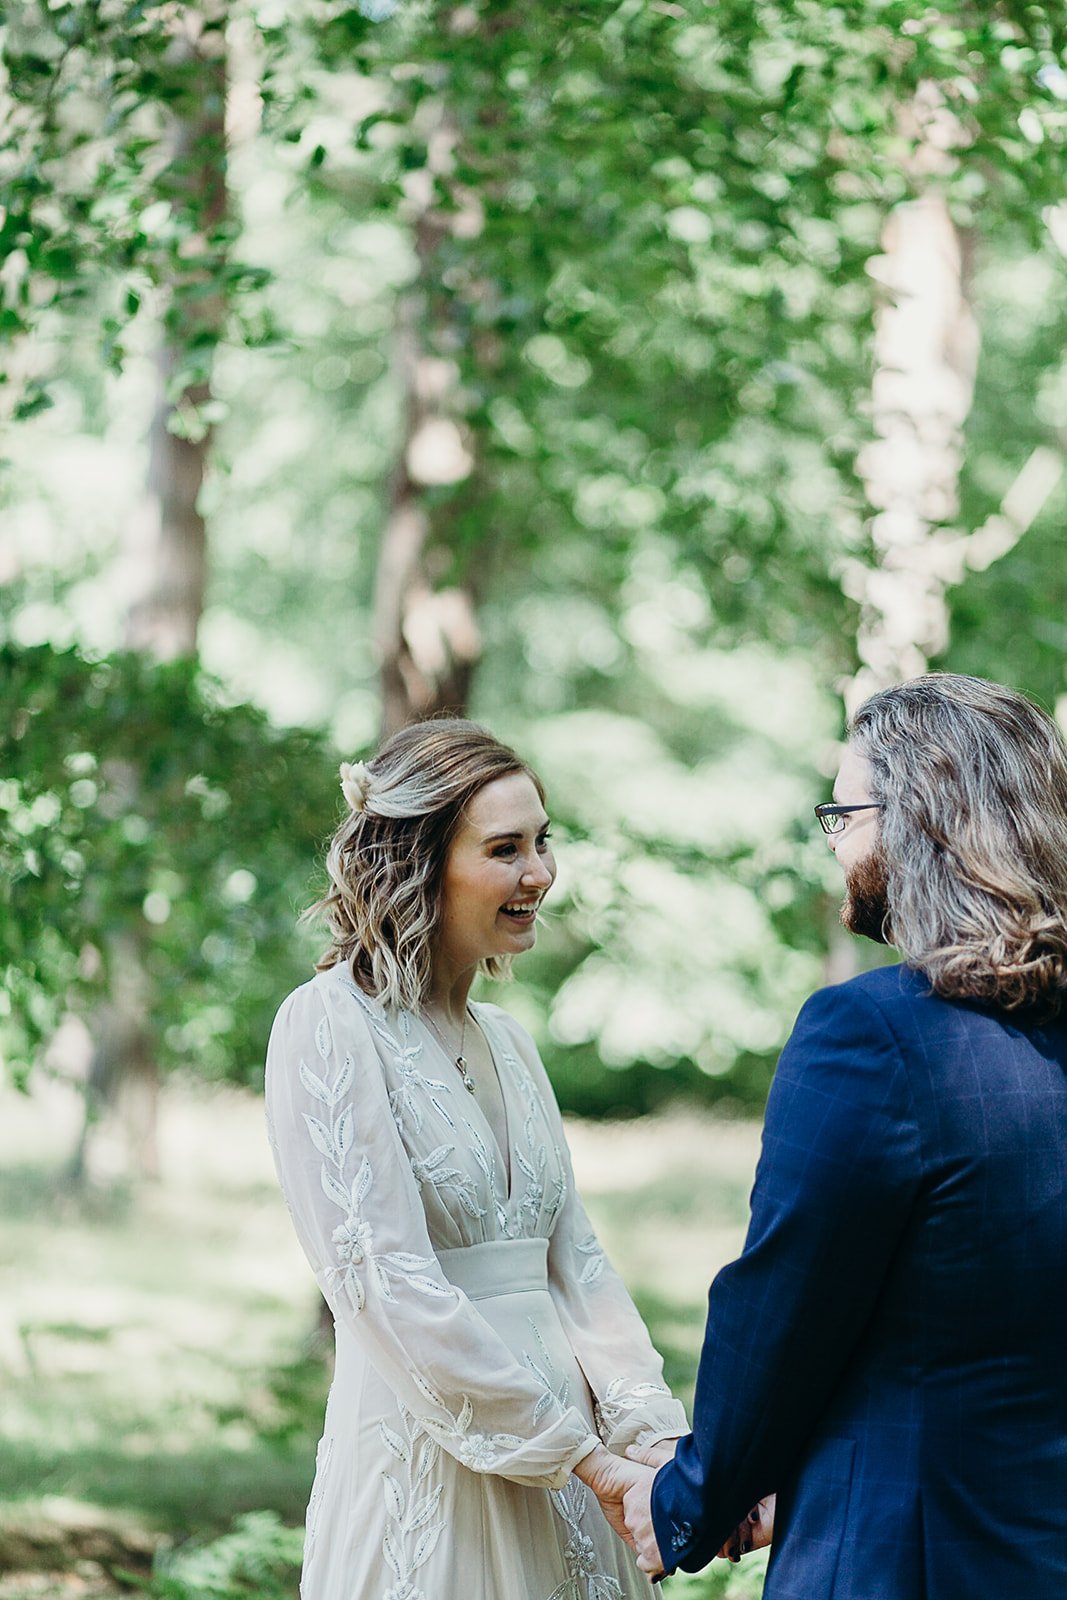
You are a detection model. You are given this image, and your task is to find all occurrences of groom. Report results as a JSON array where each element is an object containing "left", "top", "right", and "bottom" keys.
[{"left": 599, "top": 675, "right": 1067, "bottom": 1597}]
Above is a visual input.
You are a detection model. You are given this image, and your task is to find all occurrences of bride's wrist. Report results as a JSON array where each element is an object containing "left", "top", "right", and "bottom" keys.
[{"left": 572, "top": 1442, "right": 611, "bottom": 1486}]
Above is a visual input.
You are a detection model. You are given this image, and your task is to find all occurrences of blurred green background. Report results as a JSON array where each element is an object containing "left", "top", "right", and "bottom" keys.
[{"left": 2, "top": 0, "right": 1066, "bottom": 1594}]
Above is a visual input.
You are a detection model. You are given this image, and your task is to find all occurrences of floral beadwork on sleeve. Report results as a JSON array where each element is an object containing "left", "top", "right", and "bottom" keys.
[{"left": 299, "top": 1010, "right": 457, "bottom": 1314}]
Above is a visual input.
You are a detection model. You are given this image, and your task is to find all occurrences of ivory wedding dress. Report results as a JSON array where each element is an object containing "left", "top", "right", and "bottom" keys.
[{"left": 265, "top": 963, "right": 687, "bottom": 1600}]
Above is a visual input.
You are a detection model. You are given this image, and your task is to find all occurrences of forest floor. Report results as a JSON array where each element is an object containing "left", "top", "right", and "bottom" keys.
[{"left": 0, "top": 1075, "right": 769, "bottom": 1599}]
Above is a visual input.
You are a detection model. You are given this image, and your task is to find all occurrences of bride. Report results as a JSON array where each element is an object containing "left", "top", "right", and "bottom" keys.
[{"left": 265, "top": 718, "right": 689, "bottom": 1599}]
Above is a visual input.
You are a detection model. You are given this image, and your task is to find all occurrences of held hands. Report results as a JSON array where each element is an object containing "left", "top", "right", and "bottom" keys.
[
  {"left": 623, "top": 1441, "right": 776, "bottom": 1575},
  {"left": 581, "top": 1438, "right": 775, "bottom": 1580},
  {"left": 573, "top": 1444, "right": 656, "bottom": 1554},
  {"left": 622, "top": 1440, "right": 676, "bottom": 1576}
]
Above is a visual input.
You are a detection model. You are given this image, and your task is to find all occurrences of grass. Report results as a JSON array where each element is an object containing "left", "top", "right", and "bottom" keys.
[{"left": 0, "top": 1076, "right": 765, "bottom": 1598}]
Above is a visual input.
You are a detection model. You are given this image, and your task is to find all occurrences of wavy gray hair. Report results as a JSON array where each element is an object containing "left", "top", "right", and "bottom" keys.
[
  {"left": 307, "top": 719, "right": 544, "bottom": 1012},
  {"left": 850, "top": 674, "right": 1067, "bottom": 1014}
]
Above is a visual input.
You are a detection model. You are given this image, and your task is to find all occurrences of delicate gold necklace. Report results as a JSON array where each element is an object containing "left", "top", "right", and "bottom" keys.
[{"left": 422, "top": 1005, "right": 477, "bottom": 1094}]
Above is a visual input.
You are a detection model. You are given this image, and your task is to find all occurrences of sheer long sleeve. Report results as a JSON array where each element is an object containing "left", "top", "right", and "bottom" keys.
[
  {"left": 265, "top": 981, "right": 599, "bottom": 1489},
  {"left": 487, "top": 1011, "right": 689, "bottom": 1455}
]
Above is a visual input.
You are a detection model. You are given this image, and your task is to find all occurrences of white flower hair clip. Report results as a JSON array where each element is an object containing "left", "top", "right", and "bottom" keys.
[{"left": 339, "top": 760, "right": 373, "bottom": 813}]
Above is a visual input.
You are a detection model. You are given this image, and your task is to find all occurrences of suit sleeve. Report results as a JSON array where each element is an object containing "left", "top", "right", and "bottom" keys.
[{"left": 650, "top": 980, "right": 922, "bottom": 1572}]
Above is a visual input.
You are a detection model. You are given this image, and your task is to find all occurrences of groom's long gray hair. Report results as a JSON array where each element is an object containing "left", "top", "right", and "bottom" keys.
[{"left": 850, "top": 674, "right": 1067, "bottom": 1014}]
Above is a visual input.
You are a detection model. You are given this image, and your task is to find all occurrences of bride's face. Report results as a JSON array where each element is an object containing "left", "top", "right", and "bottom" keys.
[{"left": 435, "top": 773, "right": 556, "bottom": 973}]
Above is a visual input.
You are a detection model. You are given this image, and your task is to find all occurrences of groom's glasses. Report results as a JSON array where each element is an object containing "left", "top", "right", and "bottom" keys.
[{"left": 814, "top": 802, "right": 882, "bottom": 836}]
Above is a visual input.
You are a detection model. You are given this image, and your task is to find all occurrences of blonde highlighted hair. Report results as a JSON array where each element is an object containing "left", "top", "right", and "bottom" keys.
[
  {"left": 850, "top": 674, "right": 1067, "bottom": 1014},
  {"left": 307, "top": 719, "right": 543, "bottom": 1012}
]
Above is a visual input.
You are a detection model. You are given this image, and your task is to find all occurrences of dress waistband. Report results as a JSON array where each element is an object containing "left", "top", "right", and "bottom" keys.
[{"left": 437, "top": 1236, "right": 549, "bottom": 1301}]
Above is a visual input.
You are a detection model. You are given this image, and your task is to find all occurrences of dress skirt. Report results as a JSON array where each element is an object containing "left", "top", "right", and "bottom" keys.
[{"left": 304, "top": 1238, "right": 655, "bottom": 1600}]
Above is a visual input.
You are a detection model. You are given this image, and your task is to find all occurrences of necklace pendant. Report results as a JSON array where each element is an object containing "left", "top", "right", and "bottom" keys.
[{"left": 456, "top": 1055, "right": 477, "bottom": 1094}]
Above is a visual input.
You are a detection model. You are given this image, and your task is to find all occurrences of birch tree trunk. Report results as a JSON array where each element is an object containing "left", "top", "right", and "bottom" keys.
[
  {"left": 846, "top": 188, "right": 980, "bottom": 710},
  {"left": 843, "top": 85, "right": 1061, "bottom": 717}
]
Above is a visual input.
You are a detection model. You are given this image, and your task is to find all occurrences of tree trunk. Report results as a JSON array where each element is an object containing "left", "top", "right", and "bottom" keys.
[
  {"left": 373, "top": 104, "right": 483, "bottom": 738},
  {"left": 847, "top": 190, "right": 980, "bottom": 709},
  {"left": 844, "top": 102, "right": 1061, "bottom": 721},
  {"left": 69, "top": 930, "right": 159, "bottom": 1186},
  {"left": 124, "top": 351, "right": 212, "bottom": 657},
  {"left": 126, "top": 6, "right": 226, "bottom": 658},
  {"left": 76, "top": 7, "right": 228, "bottom": 1188},
  {"left": 374, "top": 300, "right": 481, "bottom": 737}
]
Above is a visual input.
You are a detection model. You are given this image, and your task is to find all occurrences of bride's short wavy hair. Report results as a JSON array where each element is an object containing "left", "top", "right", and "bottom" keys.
[
  {"left": 307, "top": 718, "right": 544, "bottom": 1012},
  {"left": 850, "top": 674, "right": 1067, "bottom": 1014}
]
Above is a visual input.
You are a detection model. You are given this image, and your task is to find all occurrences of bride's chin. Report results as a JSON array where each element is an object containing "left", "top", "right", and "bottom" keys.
[{"left": 486, "top": 933, "right": 535, "bottom": 960}]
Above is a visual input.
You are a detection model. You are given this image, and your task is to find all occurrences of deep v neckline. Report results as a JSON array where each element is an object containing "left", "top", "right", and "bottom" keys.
[
  {"left": 418, "top": 1005, "right": 514, "bottom": 1203},
  {"left": 469, "top": 1006, "right": 513, "bottom": 1202}
]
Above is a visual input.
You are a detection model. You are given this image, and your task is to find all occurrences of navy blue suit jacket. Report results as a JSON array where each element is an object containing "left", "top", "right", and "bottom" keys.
[{"left": 650, "top": 963, "right": 1067, "bottom": 1598}]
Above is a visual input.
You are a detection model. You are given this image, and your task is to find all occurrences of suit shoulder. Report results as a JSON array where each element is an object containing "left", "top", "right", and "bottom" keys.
[
  {"left": 798, "top": 966, "right": 972, "bottom": 1075},
  {"left": 834, "top": 963, "right": 929, "bottom": 1005},
  {"left": 795, "top": 964, "right": 932, "bottom": 1040}
]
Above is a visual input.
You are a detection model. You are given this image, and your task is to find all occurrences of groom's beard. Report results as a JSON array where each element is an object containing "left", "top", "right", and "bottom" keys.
[{"left": 842, "top": 850, "right": 891, "bottom": 944}]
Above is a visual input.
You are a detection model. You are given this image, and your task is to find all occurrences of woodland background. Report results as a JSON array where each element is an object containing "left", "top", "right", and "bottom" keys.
[{"left": 2, "top": 2, "right": 1067, "bottom": 1596}]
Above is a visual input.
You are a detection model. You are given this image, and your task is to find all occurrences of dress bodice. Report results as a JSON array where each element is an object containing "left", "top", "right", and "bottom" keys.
[
  {"left": 265, "top": 962, "right": 687, "bottom": 1495},
  {"left": 333, "top": 969, "right": 570, "bottom": 1253}
]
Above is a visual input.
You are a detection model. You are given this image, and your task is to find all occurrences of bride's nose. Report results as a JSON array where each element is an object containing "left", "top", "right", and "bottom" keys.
[{"left": 522, "top": 855, "right": 553, "bottom": 888}]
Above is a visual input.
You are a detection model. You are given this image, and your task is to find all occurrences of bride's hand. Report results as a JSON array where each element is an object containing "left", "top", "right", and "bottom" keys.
[
  {"left": 625, "top": 1437, "right": 679, "bottom": 1470},
  {"left": 718, "top": 1494, "right": 776, "bottom": 1562},
  {"left": 573, "top": 1444, "right": 653, "bottom": 1550}
]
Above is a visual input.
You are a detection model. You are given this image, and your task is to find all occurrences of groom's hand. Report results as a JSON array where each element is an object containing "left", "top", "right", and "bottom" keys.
[
  {"left": 718, "top": 1494, "right": 776, "bottom": 1562},
  {"left": 573, "top": 1444, "right": 654, "bottom": 1552}
]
